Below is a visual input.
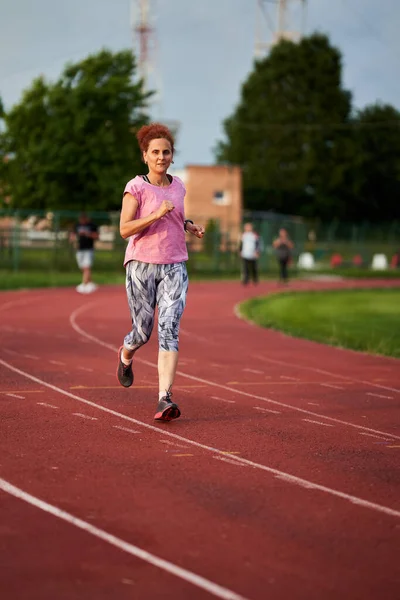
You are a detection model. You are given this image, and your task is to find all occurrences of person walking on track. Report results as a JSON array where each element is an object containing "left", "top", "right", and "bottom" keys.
[
  {"left": 70, "top": 212, "right": 99, "bottom": 294},
  {"left": 273, "top": 228, "right": 294, "bottom": 284},
  {"left": 117, "top": 123, "right": 205, "bottom": 422},
  {"left": 239, "top": 222, "right": 260, "bottom": 285}
]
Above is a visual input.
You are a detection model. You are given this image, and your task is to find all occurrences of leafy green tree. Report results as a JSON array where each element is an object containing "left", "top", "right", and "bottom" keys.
[
  {"left": 204, "top": 218, "right": 219, "bottom": 255},
  {"left": 351, "top": 104, "right": 400, "bottom": 221},
  {"left": 216, "top": 34, "right": 355, "bottom": 219},
  {"left": 0, "top": 96, "right": 9, "bottom": 207},
  {"left": 2, "top": 49, "right": 149, "bottom": 210}
]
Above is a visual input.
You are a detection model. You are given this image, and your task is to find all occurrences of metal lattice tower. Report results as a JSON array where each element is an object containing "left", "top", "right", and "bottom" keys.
[
  {"left": 131, "top": 0, "right": 156, "bottom": 90},
  {"left": 255, "top": 0, "right": 307, "bottom": 58},
  {"left": 130, "top": 1, "right": 180, "bottom": 139}
]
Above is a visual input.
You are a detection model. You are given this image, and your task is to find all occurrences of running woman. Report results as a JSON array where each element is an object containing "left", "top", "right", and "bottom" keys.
[{"left": 117, "top": 123, "right": 205, "bottom": 422}]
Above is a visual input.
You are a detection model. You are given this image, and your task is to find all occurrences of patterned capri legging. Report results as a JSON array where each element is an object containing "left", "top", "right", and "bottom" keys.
[{"left": 123, "top": 260, "right": 189, "bottom": 353}]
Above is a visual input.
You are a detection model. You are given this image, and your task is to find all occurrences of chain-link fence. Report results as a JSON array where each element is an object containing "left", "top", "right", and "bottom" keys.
[
  {"left": 0, "top": 209, "right": 122, "bottom": 273},
  {"left": 1, "top": 209, "right": 399, "bottom": 275}
]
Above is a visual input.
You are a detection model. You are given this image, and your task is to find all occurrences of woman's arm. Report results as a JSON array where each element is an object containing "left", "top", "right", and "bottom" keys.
[
  {"left": 185, "top": 221, "right": 205, "bottom": 239},
  {"left": 119, "top": 193, "right": 174, "bottom": 239}
]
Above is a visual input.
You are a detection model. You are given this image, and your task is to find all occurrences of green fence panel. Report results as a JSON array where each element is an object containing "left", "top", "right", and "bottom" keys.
[{"left": 0, "top": 208, "right": 399, "bottom": 275}]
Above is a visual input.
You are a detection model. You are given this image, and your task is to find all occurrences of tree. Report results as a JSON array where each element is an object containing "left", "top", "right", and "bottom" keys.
[
  {"left": 216, "top": 34, "right": 355, "bottom": 219},
  {"left": 0, "top": 95, "right": 9, "bottom": 207},
  {"left": 351, "top": 104, "right": 400, "bottom": 221},
  {"left": 1, "top": 49, "right": 150, "bottom": 211}
]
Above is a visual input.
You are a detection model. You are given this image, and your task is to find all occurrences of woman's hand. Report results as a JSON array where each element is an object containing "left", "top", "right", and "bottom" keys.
[
  {"left": 186, "top": 222, "right": 205, "bottom": 238},
  {"left": 157, "top": 200, "right": 175, "bottom": 219}
]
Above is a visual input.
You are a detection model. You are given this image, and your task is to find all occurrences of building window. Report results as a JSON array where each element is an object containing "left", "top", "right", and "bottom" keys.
[{"left": 213, "top": 190, "right": 230, "bottom": 206}]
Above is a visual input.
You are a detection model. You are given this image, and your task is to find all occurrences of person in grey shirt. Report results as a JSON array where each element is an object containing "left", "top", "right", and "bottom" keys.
[{"left": 239, "top": 222, "right": 260, "bottom": 285}]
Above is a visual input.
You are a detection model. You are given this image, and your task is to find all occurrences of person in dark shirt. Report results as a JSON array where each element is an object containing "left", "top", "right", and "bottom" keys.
[
  {"left": 272, "top": 228, "right": 294, "bottom": 284},
  {"left": 69, "top": 213, "right": 99, "bottom": 293}
]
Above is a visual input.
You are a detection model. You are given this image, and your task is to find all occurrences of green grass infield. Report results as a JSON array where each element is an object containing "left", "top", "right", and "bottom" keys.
[{"left": 239, "top": 288, "right": 400, "bottom": 359}]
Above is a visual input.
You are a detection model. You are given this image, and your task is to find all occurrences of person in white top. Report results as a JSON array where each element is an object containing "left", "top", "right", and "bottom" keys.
[{"left": 239, "top": 222, "right": 260, "bottom": 285}]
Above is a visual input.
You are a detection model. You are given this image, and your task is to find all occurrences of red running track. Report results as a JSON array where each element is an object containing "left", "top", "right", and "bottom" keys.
[{"left": 0, "top": 278, "right": 399, "bottom": 600}]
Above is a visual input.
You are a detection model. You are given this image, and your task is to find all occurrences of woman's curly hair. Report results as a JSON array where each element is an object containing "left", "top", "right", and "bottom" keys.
[{"left": 136, "top": 123, "right": 175, "bottom": 155}]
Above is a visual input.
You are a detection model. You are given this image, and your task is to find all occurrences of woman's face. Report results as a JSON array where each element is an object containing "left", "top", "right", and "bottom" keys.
[{"left": 144, "top": 138, "right": 173, "bottom": 173}]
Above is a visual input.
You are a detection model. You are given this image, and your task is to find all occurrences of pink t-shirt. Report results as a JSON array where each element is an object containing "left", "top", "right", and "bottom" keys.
[{"left": 123, "top": 175, "right": 188, "bottom": 266}]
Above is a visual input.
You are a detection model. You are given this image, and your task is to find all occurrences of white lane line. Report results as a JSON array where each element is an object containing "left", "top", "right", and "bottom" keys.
[
  {"left": 23, "top": 354, "right": 39, "bottom": 360},
  {"left": 243, "top": 368, "right": 264, "bottom": 375},
  {"left": 308, "top": 402, "right": 320, "bottom": 406},
  {"left": 0, "top": 296, "right": 43, "bottom": 313},
  {"left": 0, "top": 477, "right": 247, "bottom": 600},
  {"left": 78, "top": 367, "right": 94, "bottom": 372},
  {"left": 159, "top": 440, "right": 189, "bottom": 449},
  {"left": 366, "top": 392, "right": 394, "bottom": 400},
  {"left": 1, "top": 358, "right": 400, "bottom": 520},
  {"left": 359, "top": 432, "right": 392, "bottom": 441},
  {"left": 73, "top": 413, "right": 98, "bottom": 421},
  {"left": 5, "top": 393, "right": 25, "bottom": 399},
  {"left": 253, "top": 354, "right": 400, "bottom": 395},
  {"left": 49, "top": 360, "right": 66, "bottom": 366},
  {"left": 211, "top": 396, "right": 235, "bottom": 404},
  {"left": 253, "top": 407, "right": 281, "bottom": 415},
  {"left": 275, "top": 474, "right": 318, "bottom": 489},
  {"left": 280, "top": 376, "right": 299, "bottom": 381},
  {"left": 213, "top": 456, "right": 246, "bottom": 467},
  {"left": 68, "top": 307, "right": 400, "bottom": 442},
  {"left": 113, "top": 425, "right": 140, "bottom": 434},
  {"left": 171, "top": 372, "right": 400, "bottom": 440},
  {"left": 303, "top": 419, "right": 334, "bottom": 428},
  {"left": 320, "top": 383, "right": 344, "bottom": 390},
  {"left": 3, "top": 348, "right": 18, "bottom": 355},
  {"left": 37, "top": 402, "right": 59, "bottom": 409}
]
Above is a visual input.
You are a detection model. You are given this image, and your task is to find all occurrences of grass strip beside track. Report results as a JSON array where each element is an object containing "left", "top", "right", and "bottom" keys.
[
  {"left": 2, "top": 268, "right": 400, "bottom": 291},
  {"left": 0, "top": 270, "right": 126, "bottom": 290},
  {"left": 0, "top": 270, "right": 242, "bottom": 290},
  {"left": 239, "top": 288, "right": 400, "bottom": 358}
]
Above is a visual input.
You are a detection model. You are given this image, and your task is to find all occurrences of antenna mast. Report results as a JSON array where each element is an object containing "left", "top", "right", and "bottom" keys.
[
  {"left": 130, "top": 1, "right": 181, "bottom": 141},
  {"left": 131, "top": 0, "right": 155, "bottom": 90},
  {"left": 255, "top": 0, "right": 307, "bottom": 58}
]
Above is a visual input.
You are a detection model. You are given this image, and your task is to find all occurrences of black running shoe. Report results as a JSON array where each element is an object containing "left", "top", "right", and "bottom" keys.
[
  {"left": 116, "top": 346, "right": 134, "bottom": 388},
  {"left": 154, "top": 389, "right": 181, "bottom": 422}
]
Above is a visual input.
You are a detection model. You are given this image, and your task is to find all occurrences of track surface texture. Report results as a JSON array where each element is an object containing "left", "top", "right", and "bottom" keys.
[{"left": 1, "top": 278, "right": 399, "bottom": 600}]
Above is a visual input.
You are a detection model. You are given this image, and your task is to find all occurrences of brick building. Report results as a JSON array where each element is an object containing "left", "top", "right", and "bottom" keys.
[{"left": 171, "top": 165, "right": 242, "bottom": 243}]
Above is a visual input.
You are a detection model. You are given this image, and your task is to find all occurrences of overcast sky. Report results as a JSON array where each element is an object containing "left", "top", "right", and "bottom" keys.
[{"left": 1, "top": 0, "right": 399, "bottom": 168}]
